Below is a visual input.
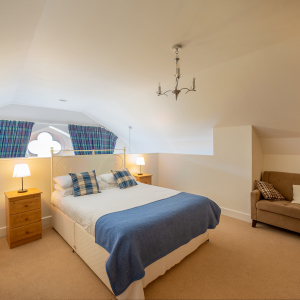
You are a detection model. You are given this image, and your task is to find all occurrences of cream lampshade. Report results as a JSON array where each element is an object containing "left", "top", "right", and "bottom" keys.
[
  {"left": 13, "top": 164, "right": 31, "bottom": 193},
  {"left": 136, "top": 157, "right": 145, "bottom": 175}
]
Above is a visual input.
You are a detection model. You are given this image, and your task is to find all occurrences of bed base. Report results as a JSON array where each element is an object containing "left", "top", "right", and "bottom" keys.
[{"left": 51, "top": 205, "right": 210, "bottom": 300}]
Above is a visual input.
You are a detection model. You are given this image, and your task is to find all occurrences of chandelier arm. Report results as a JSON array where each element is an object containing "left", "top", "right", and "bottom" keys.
[
  {"left": 157, "top": 90, "right": 172, "bottom": 97},
  {"left": 185, "top": 89, "right": 196, "bottom": 94},
  {"left": 180, "top": 88, "right": 191, "bottom": 94},
  {"left": 179, "top": 87, "right": 196, "bottom": 94}
]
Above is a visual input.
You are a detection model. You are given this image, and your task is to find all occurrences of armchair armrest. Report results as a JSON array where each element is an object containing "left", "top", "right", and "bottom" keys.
[{"left": 251, "top": 189, "right": 261, "bottom": 220}]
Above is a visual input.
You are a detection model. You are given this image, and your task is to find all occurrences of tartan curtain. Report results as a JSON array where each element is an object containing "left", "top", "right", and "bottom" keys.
[
  {"left": 0, "top": 120, "right": 34, "bottom": 158},
  {"left": 68, "top": 124, "right": 118, "bottom": 155}
]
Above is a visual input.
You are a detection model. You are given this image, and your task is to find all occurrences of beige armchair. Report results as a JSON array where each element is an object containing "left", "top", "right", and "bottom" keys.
[{"left": 251, "top": 171, "right": 300, "bottom": 233}]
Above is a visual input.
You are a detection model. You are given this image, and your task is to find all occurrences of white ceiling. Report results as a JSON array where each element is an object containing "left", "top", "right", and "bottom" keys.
[{"left": 1, "top": 0, "right": 300, "bottom": 154}]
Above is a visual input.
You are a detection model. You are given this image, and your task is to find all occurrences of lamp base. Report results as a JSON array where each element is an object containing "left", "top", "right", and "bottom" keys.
[
  {"left": 138, "top": 173, "right": 143, "bottom": 175},
  {"left": 18, "top": 189, "right": 28, "bottom": 193}
]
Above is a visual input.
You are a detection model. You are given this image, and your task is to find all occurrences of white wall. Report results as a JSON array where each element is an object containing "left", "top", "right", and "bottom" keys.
[
  {"left": 261, "top": 137, "right": 300, "bottom": 174},
  {"left": 158, "top": 126, "right": 253, "bottom": 222},
  {"left": 115, "top": 138, "right": 129, "bottom": 154},
  {"left": 263, "top": 154, "right": 300, "bottom": 173},
  {"left": 252, "top": 128, "right": 263, "bottom": 187}
]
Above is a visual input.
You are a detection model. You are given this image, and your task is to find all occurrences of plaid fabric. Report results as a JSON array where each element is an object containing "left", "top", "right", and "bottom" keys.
[
  {"left": 69, "top": 170, "right": 100, "bottom": 197},
  {"left": 112, "top": 168, "right": 137, "bottom": 189},
  {"left": 255, "top": 180, "right": 285, "bottom": 200},
  {"left": 68, "top": 124, "right": 118, "bottom": 155},
  {"left": 0, "top": 120, "right": 34, "bottom": 158}
]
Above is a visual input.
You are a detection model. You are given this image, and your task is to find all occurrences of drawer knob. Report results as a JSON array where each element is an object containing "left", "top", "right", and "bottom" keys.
[
  {"left": 25, "top": 205, "right": 28, "bottom": 207},
  {"left": 25, "top": 218, "right": 28, "bottom": 221},
  {"left": 26, "top": 231, "right": 29, "bottom": 234}
]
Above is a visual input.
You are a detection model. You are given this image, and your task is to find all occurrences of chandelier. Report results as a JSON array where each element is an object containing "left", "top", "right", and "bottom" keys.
[{"left": 157, "top": 45, "right": 196, "bottom": 100}]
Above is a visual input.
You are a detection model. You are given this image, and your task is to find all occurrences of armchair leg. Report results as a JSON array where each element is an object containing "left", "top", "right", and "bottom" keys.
[{"left": 252, "top": 220, "right": 257, "bottom": 228}]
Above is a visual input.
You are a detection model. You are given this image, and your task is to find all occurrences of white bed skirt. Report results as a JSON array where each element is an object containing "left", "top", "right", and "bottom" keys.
[{"left": 51, "top": 205, "right": 210, "bottom": 300}]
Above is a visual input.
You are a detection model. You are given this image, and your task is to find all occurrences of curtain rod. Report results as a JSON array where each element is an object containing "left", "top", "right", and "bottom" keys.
[
  {"left": 1, "top": 119, "right": 113, "bottom": 133},
  {"left": 33, "top": 122, "right": 112, "bottom": 132}
]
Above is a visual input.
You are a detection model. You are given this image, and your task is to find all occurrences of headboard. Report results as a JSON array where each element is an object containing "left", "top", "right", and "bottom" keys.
[{"left": 50, "top": 147, "right": 126, "bottom": 194}]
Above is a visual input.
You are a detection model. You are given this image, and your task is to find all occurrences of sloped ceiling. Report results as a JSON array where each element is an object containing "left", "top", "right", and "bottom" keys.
[
  {"left": 1, "top": 0, "right": 300, "bottom": 154},
  {"left": 0, "top": 104, "right": 99, "bottom": 126}
]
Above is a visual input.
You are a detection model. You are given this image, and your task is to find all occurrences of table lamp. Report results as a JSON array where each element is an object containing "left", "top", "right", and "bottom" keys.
[
  {"left": 13, "top": 164, "right": 31, "bottom": 193},
  {"left": 136, "top": 157, "right": 145, "bottom": 175}
]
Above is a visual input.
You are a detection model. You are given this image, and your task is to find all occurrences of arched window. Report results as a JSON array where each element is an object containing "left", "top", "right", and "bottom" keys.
[{"left": 28, "top": 132, "right": 61, "bottom": 157}]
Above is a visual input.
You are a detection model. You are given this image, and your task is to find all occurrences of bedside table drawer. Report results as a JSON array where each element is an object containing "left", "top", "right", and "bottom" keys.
[
  {"left": 10, "top": 209, "right": 41, "bottom": 229},
  {"left": 10, "top": 196, "right": 41, "bottom": 215},
  {"left": 10, "top": 222, "right": 42, "bottom": 243},
  {"left": 140, "top": 177, "right": 151, "bottom": 185},
  {"left": 133, "top": 174, "right": 152, "bottom": 185}
]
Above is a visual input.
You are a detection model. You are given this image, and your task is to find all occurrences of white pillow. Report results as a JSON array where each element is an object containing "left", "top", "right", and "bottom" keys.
[
  {"left": 292, "top": 185, "right": 300, "bottom": 204},
  {"left": 53, "top": 175, "right": 72, "bottom": 189},
  {"left": 99, "top": 173, "right": 116, "bottom": 184},
  {"left": 97, "top": 177, "right": 118, "bottom": 190},
  {"left": 54, "top": 184, "right": 74, "bottom": 197}
]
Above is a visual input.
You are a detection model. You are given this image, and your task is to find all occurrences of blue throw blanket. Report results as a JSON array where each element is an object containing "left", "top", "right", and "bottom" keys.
[{"left": 95, "top": 192, "right": 221, "bottom": 296}]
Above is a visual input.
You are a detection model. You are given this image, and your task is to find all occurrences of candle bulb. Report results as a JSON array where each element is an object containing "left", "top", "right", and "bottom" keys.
[
  {"left": 193, "top": 78, "right": 195, "bottom": 89},
  {"left": 158, "top": 83, "right": 161, "bottom": 93}
]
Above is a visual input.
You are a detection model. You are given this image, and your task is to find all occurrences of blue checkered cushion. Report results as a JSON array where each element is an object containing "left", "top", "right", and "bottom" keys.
[
  {"left": 111, "top": 168, "right": 137, "bottom": 189},
  {"left": 69, "top": 170, "right": 100, "bottom": 197}
]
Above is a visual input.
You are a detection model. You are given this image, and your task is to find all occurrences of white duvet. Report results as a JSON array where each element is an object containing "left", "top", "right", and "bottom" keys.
[{"left": 51, "top": 183, "right": 179, "bottom": 236}]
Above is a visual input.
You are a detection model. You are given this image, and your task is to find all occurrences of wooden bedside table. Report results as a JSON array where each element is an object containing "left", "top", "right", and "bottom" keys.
[
  {"left": 133, "top": 173, "right": 152, "bottom": 185},
  {"left": 5, "top": 188, "right": 42, "bottom": 249}
]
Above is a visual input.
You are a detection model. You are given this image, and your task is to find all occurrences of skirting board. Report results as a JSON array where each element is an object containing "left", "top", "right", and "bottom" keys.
[
  {"left": 220, "top": 207, "right": 251, "bottom": 223},
  {"left": 42, "top": 215, "right": 52, "bottom": 227},
  {"left": 0, "top": 215, "right": 52, "bottom": 238}
]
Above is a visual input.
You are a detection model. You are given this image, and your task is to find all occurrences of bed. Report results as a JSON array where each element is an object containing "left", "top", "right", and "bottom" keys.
[{"left": 50, "top": 148, "right": 220, "bottom": 299}]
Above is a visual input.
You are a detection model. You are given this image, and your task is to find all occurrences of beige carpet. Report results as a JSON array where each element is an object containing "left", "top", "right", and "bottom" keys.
[{"left": 1, "top": 215, "right": 300, "bottom": 299}]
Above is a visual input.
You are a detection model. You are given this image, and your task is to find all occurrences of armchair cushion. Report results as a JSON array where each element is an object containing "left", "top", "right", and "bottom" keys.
[{"left": 257, "top": 200, "right": 300, "bottom": 220}]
